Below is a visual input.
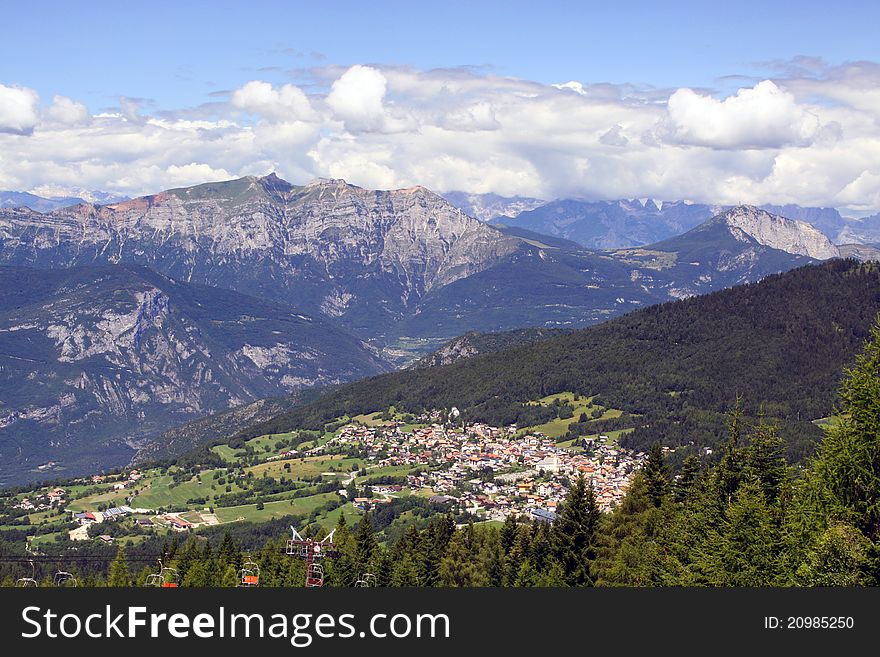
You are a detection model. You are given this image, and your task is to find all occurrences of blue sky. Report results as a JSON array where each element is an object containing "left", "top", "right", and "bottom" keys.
[
  {"left": 3, "top": 0, "right": 877, "bottom": 112},
  {"left": 1, "top": 1, "right": 879, "bottom": 211}
]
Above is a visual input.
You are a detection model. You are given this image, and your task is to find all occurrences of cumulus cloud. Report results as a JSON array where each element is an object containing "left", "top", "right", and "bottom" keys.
[
  {"left": 231, "top": 80, "right": 316, "bottom": 122},
  {"left": 2, "top": 64, "right": 880, "bottom": 212},
  {"left": 663, "top": 80, "right": 821, "bottom": 149},
  {"left": 45, "top": 95, "right": 90, "bottom": 126},
  {"left": 0, "top": 84, "right": 39, "bottom": 135},
  {"left": 325, "top": 65, "right": 391, "bottom": 132}
]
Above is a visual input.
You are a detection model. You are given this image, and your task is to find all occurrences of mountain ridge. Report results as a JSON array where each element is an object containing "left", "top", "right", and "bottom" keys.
[{"left": 0, "top": 263, "right": 389, "bottom": 485}]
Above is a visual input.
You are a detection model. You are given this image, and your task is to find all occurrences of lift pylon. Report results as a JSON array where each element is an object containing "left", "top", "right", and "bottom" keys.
[{"left": 286, "top": 526, "right": 337, "bottom": 588}]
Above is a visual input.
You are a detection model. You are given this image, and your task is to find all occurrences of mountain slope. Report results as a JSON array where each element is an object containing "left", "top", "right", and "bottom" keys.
[
  {"left": 492, "top": 198, "right": 719, "bottom": 249},
  {"left": 412, "top": 327, "right": 573, "bottom": 368},
  {"left": 442, "top": 191, "right": 545, "bottom": 222},
  {"left": 0, "top": 179, "right": 840, "bottom": 363},
  {"left": 0, "top": 174, "right": 519, "bottom": 343},
  {"left": 0, "top": 264, "right": 389, "bottom": 485},
  {"left": 230, "top": 260, "right": 880, "bottom": 462},
  {"left": 602, "top": 205, "right": 824, "bottom": 299}
]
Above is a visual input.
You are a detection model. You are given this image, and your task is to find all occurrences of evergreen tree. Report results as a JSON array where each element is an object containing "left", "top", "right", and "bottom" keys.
[
  {"left": 795, "top": 522, "right": 871, "bottom": 586},
  {"left": 514, "top": 559, "right": 538, "bottom": 587},
  {"left": 354, "top": 511, "right": 379, "bottom": 576},
  {"left": 108, "top": 545, "right": 131, "bottom": 587},
  {"left": 552, "top": 475, "right": 601, "bottom": 586},
  {"left": 500, "top": 514, "right": 518, "bottom": 553},
  {"left": 674, "top": 455, "right": 702, "bottom": 503},
  {"left": 537, "top": 558, "right": 567, "bottom": 587},
  {"left": 808, "top": 320, "right": 880, "bottom": 542},
  {"left": 221, "top": 563, "right": 240, "bottom": 587},
  {"left": 481, "top": 529, "right": 506, "bottom": 587},
  {"left": 439, "top": 531, "right": 478, "bottom": 587},
  {"left": 329, "top": 514, "right": 357, "bottom": 587},
  {"left": 695, "top": 476, "right": 781, "bottom": 586},
  {"left": 644, "top": 443, "right": 670, "bottom": 507},
  {"left": 744, "top": 421, "right": 788, "bottom": 504}
]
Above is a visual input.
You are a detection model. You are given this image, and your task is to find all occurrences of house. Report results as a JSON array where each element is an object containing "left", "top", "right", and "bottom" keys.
[
  {"left": 167, "top": 517, "right": 192, "bottom": 532},
  {"left": 48, "top": 488, "right": 66, "bottom": 503},
  {"left": 75, "top": 512, "right": 102, "bottom": 525},
  {"left": 529, "top": 508, "right": 558, "bottom": 523}
]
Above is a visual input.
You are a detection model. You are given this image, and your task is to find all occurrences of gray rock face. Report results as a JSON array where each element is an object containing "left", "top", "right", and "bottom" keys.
[
  {"left": 442, "top": 191, "right": 546, "bottom": 222},
  {"left": 0, "top": 264, "right": 389, "bottom": 485},
  {"left": 0, "top": 175, "right": 518, "bottom": 338},
  {"left": 721, "top": 206, "right": 840, "bottom": 260}
]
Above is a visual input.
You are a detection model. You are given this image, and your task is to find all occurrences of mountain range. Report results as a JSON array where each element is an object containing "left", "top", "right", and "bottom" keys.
[
  {"left": 220, "top": 259, "right": 880, "bottom": 466},
  {"left": 475, "top": 195, "right": 880, "bottom": 249},
  {"left": 0, "top": 189, "right": 127, "bottom": 213},
  {"left": 1, "top": 175, "right": 854, "bottom": 353},
  {"left": 0, "top": 264, "right": 386, "bottom": 485},
  {"left": 1, "top": 173, "right": 878, "bottom": 484}
]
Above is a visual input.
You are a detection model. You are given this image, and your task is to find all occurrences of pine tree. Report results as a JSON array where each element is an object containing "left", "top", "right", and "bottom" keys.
[
  {"left": 795, "top": 522, "right": 871, "bottom": 586},
  {"left": 808, "top": 319, "right": 880, "bottom": 542},
  {"left": 221, "top": 563, "right": 240, "bottom": 587},
  {"left": 514, "top": 559, "right": 538, "bottom": 587},
  {"left": 745, "top": 421, "right": 788, "bottom": 504},
  {"left": 716, "top": 395, "right": 746, "bottom": 502},
  {"left": 695, "top": 476, "right": 780, "bottom": 586},
  {"left": 329, "top": 514, "right": 357, "bottom": 587},
  {"left": 439, "top": 531, "right": 477, "bottom": 587},
  {"left": 354, "top": 511, "right": 379, "bottom": 576},
  {"left": 537, "top": 557, "right": 567, "bottom": 587},
  {"left": 500, "top": 514, "right": 518, "bottom": 553},
  {"left": 481, "top": 529, "right": 506, "bottom": 587},
  {"left": 674, "top": 455, "right": 702, "bottom": 503},
  {"left": 108, "top": 545, "right": 131, "bottom": 587},
  {"left": 644, "top": 443, "right": 670, "bottom": 507},
  {"left": 552, "top": 474, "right": 601, "bottom": 586}
]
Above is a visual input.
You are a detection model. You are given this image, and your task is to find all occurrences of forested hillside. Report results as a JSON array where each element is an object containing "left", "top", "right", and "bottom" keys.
[
  {"left": 233, "top": 260, "right": 880, "bottom": 461},
  {"left": 5, "top": 318, "right": 879, "bottom": 588}
]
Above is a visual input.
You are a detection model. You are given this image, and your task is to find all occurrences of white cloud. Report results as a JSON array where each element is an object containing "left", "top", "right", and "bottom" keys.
[
  {"left": 325, "top": 65, "right": 390, "bottom": 132},
  {"left": 664, "top": 80, "right": 821, "bottom": 149},
  {"left": 45, "top": 95, "right": 90, "bottom": 126},
  {"left": 0, "top": 84, "right": 39, "bottom": 135},
  {"left": 3, "top": 66, "right": 880, "bottom": 212},
  {"left": 231, "top": 80, "right": 316, "bottom": 122}
]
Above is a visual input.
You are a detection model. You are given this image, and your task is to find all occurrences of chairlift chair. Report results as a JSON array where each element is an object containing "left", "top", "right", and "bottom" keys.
[
  {"left": 238, "top": 555, "right": 260, "bottom": 587},
  {"left": 354, "top": 572, "right": 376, "bottom": 587},
  {"left": 305, "top": 562, "right": 325, "bottom": 587},
  {"left": 146, "top": 558, "right": 179, "bottom": 588},
  {"left": 54, "top": 570, "right": 78, "bottom": 587},
  {"left": 16, "top": 559, "right": 38, "bottom": 588}
]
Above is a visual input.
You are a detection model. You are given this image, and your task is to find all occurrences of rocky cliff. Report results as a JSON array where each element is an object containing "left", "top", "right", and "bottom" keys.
[
  {"left": 0, "top": 264, "right": 388, "bottom": 485},
  {"left": 0, "top": 175, "right": 518, "bottom": 339}
]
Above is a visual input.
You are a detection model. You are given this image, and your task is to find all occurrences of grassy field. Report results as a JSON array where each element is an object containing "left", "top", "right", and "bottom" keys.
[
  {"left": 247, "top": 454, "right": 362, "bottom": 480},
  {"left": 313, "top": 503, "right": 362, "bottom": 529},
  {"left": 520, "top": 392, "right": 601, "bottom": 438},
  {"left": 211, "top": 444, "right": 241, "bottom": 462},
  {"left": 351, "top": 407, "right": 428, "bottom": 434},
  {"left": 296, "top": 432, "right": 336, "bottom": 451},
  {"left": 557, "top": 427, "right": 634, "bottom": 451},
  {"left": 130, "top": 469, "right": 248, "bottom": 509},
  {"left": 66, "top": 488, "right": 134, "bottom": 512},
  {"left": 357, "top": 464, "right": 419, "bottom": 483},
  {"left": 214, "top": 492, "right": 338, "bottom": 523}
]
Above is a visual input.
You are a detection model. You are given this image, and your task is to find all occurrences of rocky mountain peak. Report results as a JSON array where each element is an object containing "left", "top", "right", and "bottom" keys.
[{"left": 718, "top": 205, "right": 840, "bottom": 259}]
